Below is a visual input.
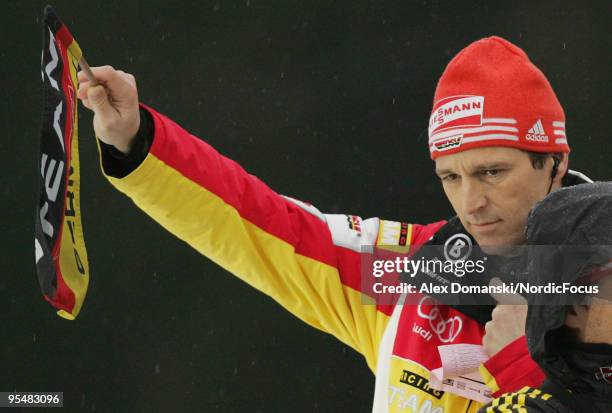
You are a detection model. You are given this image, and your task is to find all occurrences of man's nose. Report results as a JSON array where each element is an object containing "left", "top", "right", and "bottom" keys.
[{"left": 462, "top": 180, "right": 487, "bottom": 215}]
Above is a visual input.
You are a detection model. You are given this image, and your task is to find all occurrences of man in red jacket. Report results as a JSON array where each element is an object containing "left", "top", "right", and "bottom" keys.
[{"left": 77, "top": 37, "right": 592, "bottom": 412}]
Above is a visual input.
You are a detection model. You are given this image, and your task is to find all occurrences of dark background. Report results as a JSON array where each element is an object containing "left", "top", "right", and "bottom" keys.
[{"left": 2, "top": 1, "right": 610, "bottom": 412}]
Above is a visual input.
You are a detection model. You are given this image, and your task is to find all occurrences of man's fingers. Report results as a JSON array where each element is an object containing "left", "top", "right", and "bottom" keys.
[
  {"left": 87, "top": 85, "right": 116, "bottom": 119},
  {"left": 78, "top": 66, "right": 136, "bottom": 84},
  {"left": 88, "top": 84, "right": 108, "bottom": 106},
  {"left": 76, "top": 65, "right": 140, "bottom": 152},
  {"left": 482, "top": 300, "right": 528, "bottom": 356},
  {"left": 77, "top": 81, "right": 90, "bottom": 100},
  {"left": 77, "top": 82, "right": 94, "bottom": 110},
  {"left": 118, "top": 71, "right": 136, "bottom": 87},
  {"left": 77, "top": 70, "right": 88, "bottom": 84},
  {"left": 489, "top": 277, "right": 528, "bottom": 305},
  {"left": 78, "top": 65, "right": 116, "bottom": 83}
]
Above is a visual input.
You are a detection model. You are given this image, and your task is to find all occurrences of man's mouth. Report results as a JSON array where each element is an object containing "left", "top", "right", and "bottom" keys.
[{"left": 470, "top": 220, "right": 502, "bottom": 231}]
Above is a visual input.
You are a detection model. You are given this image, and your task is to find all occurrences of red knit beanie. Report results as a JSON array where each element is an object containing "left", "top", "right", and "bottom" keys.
[{"left": 428, "top": 36, "right": 570, "bottom": 159}]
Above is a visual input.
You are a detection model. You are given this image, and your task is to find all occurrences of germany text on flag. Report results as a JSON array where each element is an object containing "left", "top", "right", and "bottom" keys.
[{"left": 35, "top": 6, "right": 89, "bottom": 320}]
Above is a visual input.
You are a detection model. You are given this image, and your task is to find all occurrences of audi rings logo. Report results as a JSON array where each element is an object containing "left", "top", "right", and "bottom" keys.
[
  {"left": 417, "top": 296, "right": 463, "bottom": 343},
  {"left": 444, "top": 233, "right": 472, "bottom": 261}
]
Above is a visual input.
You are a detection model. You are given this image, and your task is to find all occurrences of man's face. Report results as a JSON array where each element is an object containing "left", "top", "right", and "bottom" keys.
[
  {"left": 577, "top": 302, "right": 612, "bottom": 344},
  {"left": 566, "top": 275, "right": 612, "bottom": 344},
  {"left": 435, "top": 147, "right": 553, "bottom": 248}
]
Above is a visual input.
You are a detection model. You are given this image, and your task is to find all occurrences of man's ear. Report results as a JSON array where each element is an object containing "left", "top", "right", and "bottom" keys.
[
  {"left": 553, "top": 152, "right": 570, "bottom": 184},
  {"left": 565, "top": 304, "right": 588, "bottom": 329}
]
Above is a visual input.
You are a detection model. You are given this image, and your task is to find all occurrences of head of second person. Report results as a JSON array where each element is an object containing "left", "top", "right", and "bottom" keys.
[
  {"left": 429, "top": 37, "right": 570, "bottom": 248},
  {"left": 524, "top": 182, "right": 612, "bottom": 408}
]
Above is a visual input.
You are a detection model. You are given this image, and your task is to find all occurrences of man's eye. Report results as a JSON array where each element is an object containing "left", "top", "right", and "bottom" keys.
[
  {"left": 442, "top": 174, "right": 459, "bottom": 182},
  {"left": 482, "top": 169, "right": 501, "bottom": 177}
]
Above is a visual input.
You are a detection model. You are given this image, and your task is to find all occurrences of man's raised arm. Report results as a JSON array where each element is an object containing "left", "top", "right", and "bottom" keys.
[{"left": 77, "top": 66, "right": 444, "bottom": 373}]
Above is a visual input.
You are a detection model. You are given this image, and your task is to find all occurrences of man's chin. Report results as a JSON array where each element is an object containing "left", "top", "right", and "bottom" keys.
[
  {"left": 480, "top": 244, "right": 523, "bottom": 256},
  {"left": 472, "top": 232, "right": 525, "bottom": 256}
]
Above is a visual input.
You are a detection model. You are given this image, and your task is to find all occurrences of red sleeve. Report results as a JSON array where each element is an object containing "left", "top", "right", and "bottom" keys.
[
  {"left": 98, "top": 104, "right": 446, "bottom": 373},
  {"left": 480, "top": 336, "right": 546, "bottom": 397}
]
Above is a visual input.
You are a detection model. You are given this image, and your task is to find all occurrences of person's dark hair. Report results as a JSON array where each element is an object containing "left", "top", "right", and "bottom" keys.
[{"left": 526, "top": 151, "right": 564, "bottom": 170}]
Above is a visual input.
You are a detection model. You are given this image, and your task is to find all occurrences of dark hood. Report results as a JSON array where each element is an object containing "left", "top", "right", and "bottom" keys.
[{"left": 524, "top": 181, "right": 612, "bottom": 409}]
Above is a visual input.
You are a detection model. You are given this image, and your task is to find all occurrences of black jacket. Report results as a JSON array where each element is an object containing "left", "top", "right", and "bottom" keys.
[{"left": 480, "top": 182, "right": 612, "bottom": 413}]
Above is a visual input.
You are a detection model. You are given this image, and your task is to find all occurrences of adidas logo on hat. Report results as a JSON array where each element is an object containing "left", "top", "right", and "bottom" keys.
[{"left": 525, "top": 119, "right": 549, "bottom": 143}]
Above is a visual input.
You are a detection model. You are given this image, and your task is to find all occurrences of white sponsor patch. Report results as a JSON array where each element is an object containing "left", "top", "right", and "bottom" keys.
[
  {"left": 432, "top": 135, "right": 463, "bottom": 152},
  {"left": 429, "top": 95, "right": 484, "bottom": 136},
  {"left": 379, "top": 220, "right": 401, "bottom": 245},
  {"left": 326, "top": 215, "right": 379, "bottom": 252}
]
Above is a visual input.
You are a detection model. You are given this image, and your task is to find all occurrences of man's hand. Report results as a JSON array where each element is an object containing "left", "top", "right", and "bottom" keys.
[
  {"left": 482, "top": 304, "right": 528, "bottom": 356},
  {"left": 77, "top": 66, "right": 140, "bottom": 154},
  {"left": 482, "top": 277, "right": 528, "bottom": 357}
]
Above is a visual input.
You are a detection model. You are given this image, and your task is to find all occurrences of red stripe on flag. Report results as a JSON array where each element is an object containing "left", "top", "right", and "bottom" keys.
[
  {"left": 47, "top": 28, "right": 78, "bottom": 314},
  {"left": 55, "top": 24, "right": 76, "bottom": 48}
]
